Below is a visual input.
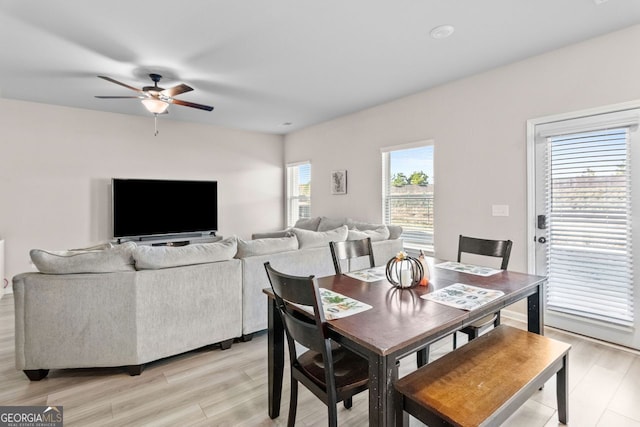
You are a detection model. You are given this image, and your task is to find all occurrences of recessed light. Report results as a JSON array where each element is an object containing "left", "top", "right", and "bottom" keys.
[{"left": 430, "top": 25, "right": 455, "bottom": 39}]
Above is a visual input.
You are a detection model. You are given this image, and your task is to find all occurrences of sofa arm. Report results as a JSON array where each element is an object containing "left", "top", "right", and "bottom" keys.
[{"left": 13, "top": 271, "right": 139, "bottom": 371}]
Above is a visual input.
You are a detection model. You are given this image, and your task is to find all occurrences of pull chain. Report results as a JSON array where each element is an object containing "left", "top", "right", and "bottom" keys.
[{"left": 153, "top": 113, "right": 159, "bottom": 136}]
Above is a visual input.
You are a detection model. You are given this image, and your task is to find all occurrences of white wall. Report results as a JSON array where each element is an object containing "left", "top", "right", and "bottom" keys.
[
  {"left": 0, "top": 99, "right": 284, "bottom": 286},
  {"left": 285, "top": 24, "right": 640, "bottom": 275}
]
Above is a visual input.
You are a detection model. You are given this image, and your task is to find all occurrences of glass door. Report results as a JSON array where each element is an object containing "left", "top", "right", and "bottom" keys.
[{"left": 531, "top": 107, "right": 640, "bottom": 349}]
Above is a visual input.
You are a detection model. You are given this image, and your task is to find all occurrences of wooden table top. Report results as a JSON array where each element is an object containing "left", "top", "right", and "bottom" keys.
[{"left": 265, "top": 260, "right": 546, "bottom": 357}]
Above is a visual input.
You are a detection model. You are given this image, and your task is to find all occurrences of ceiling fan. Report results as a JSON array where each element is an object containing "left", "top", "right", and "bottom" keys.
[
  {"left": 95, "top": 73, "right": 214, "bottom": 114},
  {"left": 95, "top": 73, "right": 213, "bottom": 135}
]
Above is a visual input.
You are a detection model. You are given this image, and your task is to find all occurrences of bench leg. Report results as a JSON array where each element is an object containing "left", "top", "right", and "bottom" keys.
[{"left": 557, "top": 354, "right": 569, "bottom": 424}]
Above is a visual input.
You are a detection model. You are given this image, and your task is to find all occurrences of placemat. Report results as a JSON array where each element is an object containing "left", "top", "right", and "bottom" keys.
[
  {"left": 421, "top": 283, "right": 504, "bottom": 311},
  {"left": 318, "top": 288, "right": 372, "bottom": 319},
  {"left": 435, "top": 261, "right": 502, "bottom": 277},
  {"left": 345, "top": 266, "right": 387, "bottom": 282}
]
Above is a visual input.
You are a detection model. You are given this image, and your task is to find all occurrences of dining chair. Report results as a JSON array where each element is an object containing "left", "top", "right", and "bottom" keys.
[
  {"left": 453, "top": 235, "right": 513, "bottom": 348},
  {"left": 416, "top": 235, "right": 512, "bottom": 367},
  {"left": 329, "top": 237, "right": 375, "bottom": 275},
  {"left": 264, "top": 262, "right": 369, "bottom": 427}
]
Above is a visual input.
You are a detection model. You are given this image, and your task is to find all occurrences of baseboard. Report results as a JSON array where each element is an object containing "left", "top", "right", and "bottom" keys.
[{"left": 501, "top": 308, "right": 527, "bottom": 324}]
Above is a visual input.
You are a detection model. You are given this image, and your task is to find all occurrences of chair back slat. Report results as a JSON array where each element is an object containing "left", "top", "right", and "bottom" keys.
[
  {"left": 281, "top": 311, "right": 328, "bottom": 353},
  {"left": 458, "top": 235, "right": 513, "bottom": 270},
  {"left": 330, "top": 237, "right": 375, "bottom": 275}
]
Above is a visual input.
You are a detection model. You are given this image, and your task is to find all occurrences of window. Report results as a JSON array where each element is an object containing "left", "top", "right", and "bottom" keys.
[
  {"left": 286, "top": 161, "right": 311, "bottom": 227},
  {"left": 382, "top": 142, "right": 434, "bottom": 255}
]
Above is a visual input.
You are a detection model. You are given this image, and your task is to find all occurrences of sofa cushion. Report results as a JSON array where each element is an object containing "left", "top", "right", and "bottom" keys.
[
  {"left": 387, "top": 225, "right": 403, "bottom": 240},
  {"left": 294, "top": 217, "right": 321, "bottom": 231},
  {"left": 133, "top": 237, "right": 237, "bottom": 270},
  {"left": 251, "top": 229, "right": 293, "bottom": 240},
  {"left": 348, "top": 226, "right": 390, "bottom": 242},
  {"left": 292, "top": 225, "right": 348, "bottom": 249},
  {"left": 30, "top": 241, "right": 136, "bottom": 274},
  {"left": 236, "top": 236, "right": 299, "bottom": 258},
  {"left": 317, "top": 216, "right": 347, "bottom": 232}
]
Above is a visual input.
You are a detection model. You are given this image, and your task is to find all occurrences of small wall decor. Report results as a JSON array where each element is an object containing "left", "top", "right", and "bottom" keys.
[{"left": 331, "top": 170, "right": 347, "bottom": 195}]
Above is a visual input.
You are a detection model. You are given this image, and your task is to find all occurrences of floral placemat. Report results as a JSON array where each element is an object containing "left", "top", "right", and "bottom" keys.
[
  {"left": 435, "top": 261, "right": 502, "bottom": 277},
  {"left": 421, "top": 283, "right": 504, "bottom": 311},
  {"left": 345, "top": 266, "right": 387, "bottom": 283},
  {"left": 318, "top": 288, "right": 373, "bottom": 320},
  {"left": 293, "top": 290, "right": 372, "bottom": 320}
]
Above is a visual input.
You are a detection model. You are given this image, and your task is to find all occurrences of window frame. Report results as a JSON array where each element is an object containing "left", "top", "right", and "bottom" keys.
[
  {"left": 285, "top": 161, "right": 311, "bottom": 228},
  {"left": 381, "top": 140, "right": 435, "bottom": 256}
]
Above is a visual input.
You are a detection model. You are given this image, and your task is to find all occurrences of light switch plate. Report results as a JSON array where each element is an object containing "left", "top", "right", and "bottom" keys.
[{"left": 492, "top": 204, "right": 509, "bottom": 217}]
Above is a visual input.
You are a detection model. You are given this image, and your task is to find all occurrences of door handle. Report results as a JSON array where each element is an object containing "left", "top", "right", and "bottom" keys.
[{"left": 538, "top": 237, "right": 547, "bottom": 244}]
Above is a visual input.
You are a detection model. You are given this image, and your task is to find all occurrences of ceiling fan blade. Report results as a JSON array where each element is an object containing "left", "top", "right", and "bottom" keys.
[
  {"left": 95, "top": 95, "right": 144, "bottom": 99},
  {"left": 97, "top": 75, "right": 142, "bottom": 93},
  {"left": 169, "top": 98, "right": 214, "bottom": 111},
  {"left": 162, "top": 84, "right": 193, "bottom": 97}
]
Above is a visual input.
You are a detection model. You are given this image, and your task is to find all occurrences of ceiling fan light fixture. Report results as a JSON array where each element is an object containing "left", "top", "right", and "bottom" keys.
[
  {"left": 430, "top": 24, "right": 455, "bottom": 39},
  {"left": 141, "top": 98, "right": 169, "bottom": 114}
]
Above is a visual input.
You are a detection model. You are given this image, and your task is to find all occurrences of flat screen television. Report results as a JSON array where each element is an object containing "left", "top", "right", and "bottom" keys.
[{"left": 112, "top": 178, "right": 218, "bottom": 239}]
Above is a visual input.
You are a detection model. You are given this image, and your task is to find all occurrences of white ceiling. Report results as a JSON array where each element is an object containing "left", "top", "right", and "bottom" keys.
[{"left": 1, "top": 0, "right": 639, "bottom": 134}]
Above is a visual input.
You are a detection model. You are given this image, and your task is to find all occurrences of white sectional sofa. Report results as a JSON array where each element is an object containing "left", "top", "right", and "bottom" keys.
[
  {"left": 13, "top": 217, "right": 403, "bottom": 380},
  {"left": 239, "top": 217, "right": 403, "bottom": 336},
  {"left": 14, "top": 239, "right": 242, "bottom": 380}
]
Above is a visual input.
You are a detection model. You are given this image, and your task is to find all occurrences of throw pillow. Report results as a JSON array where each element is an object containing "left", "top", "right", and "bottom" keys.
[
  {"left": 133, "top": 237, "right": 237, "bottom": 270},
  {"left": 236, "top": 236, "right": 298, "bottom": 258},
  {"left": 317, "top": 216, "right": 347, "bottom": 232},
  {"left": 30, "top": 241, "right": 136, "bottom": 274},
  {"left": 346, "top": 219, "right": 384, "bottom": 231},
  {"left": 347, "top": 219, "right": 403, "bottom": 240},
  {"left": 292, "top": 225, "right": 348, "bottom": 249},
  {"left": 348, "top": 226, "right": 390, "bottom": 242},
  {"left": 68, "top": 242, "right": 114, "bottom": 251},
  {"left": 294, "top": 217, "right": 321, "bottom": 231}
]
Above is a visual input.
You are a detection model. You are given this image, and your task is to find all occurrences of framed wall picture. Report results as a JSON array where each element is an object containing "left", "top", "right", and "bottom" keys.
[{"left": 331, "top": 170, "right": 347, "bottom": 195}]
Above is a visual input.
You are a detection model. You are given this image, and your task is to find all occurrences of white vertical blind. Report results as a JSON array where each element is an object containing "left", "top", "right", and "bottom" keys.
[
  {"left": 544, "top": 126, "right": 634, "bottom": 326},
  {"left": 286, "top": 162, "right": 311, "bottom": 227}
]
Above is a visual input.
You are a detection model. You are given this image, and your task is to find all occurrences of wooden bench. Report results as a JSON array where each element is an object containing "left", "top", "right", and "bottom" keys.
[{"left": 395, "top": 325, "right": 570, "bottom": 427}]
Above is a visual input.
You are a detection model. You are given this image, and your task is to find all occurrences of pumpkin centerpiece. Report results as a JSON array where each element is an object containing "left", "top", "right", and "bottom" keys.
[{"left": 385, "top": 251, "right": 424, "bottom": 288}]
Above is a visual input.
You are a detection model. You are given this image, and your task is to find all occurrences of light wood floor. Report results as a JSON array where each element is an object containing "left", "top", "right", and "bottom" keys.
[{"left": 1, "top": 293, "right": 639, "bottom": 427}]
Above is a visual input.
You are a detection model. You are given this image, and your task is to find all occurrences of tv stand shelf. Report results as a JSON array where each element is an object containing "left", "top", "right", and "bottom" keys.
[{"left": 116, "top": 234, "right": 222, "bottom": 247}]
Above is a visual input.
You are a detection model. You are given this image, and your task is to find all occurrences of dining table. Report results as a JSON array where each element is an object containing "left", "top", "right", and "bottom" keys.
[{"left": 263, "top": 258, "right": 546, "bottom": 427}]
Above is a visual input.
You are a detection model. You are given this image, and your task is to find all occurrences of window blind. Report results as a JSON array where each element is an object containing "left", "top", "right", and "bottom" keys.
[{"left": 545, "top": 127, "right": 633, "bottom": 326}]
